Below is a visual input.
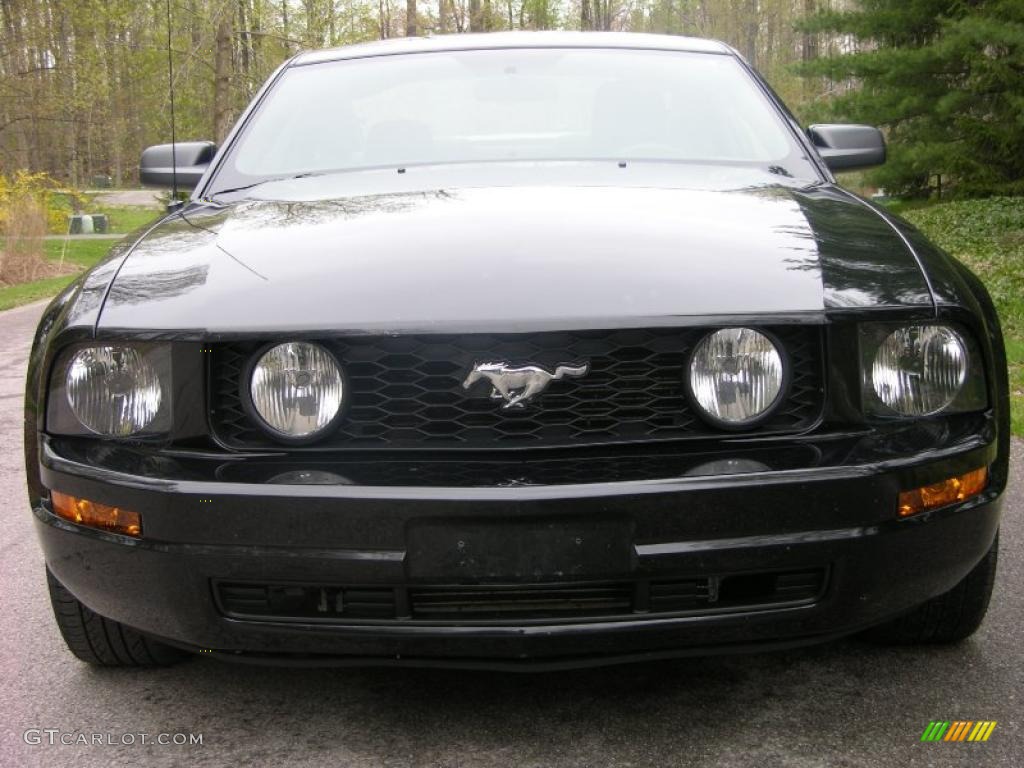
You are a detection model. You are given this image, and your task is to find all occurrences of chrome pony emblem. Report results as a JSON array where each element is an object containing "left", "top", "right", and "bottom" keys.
[{"left": 462, "top": 362, "right": 590, "bottom": 409}]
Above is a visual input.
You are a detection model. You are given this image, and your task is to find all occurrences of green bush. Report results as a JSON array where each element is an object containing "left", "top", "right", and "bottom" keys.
[
  {"left": 0, "top": 172, "right": 85, "bottom": 234},
  {"left": 902, "top": 198, "right": 1024, "bottom": 337}
]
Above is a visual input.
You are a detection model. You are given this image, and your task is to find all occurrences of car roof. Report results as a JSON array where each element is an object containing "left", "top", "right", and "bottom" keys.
[{"left": 292, "top": 32, "right": 734, "bottom": 67}]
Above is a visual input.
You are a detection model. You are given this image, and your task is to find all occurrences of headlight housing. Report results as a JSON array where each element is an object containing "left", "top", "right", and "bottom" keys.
[
  {"left": 862, "top": 323, "right": 987, "bottom": 417},
  {"left": 47, "top": 343, "right": 172, "bottom": 438},
  {"left": 687, "top": 327, "right": 787, "bottom": 427},
  {"left": 247, "top": 341, "right": 345, "bottom": 441}
]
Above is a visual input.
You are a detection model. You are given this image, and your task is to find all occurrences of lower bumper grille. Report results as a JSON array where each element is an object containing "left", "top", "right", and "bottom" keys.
[
  {"left": 410, "top": 584, "right": 634, "bottom": 620},
  {"left": 214, "top": 568, "right": 827, "bottom": 625}
]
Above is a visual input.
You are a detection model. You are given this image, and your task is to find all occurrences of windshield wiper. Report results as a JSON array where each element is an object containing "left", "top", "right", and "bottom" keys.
[{"left": 208, "top": 171, "right": 324, "bottom": 201}]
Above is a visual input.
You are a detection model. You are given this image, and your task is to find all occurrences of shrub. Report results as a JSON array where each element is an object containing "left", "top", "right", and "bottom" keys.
[
  {"left": 0, "top": 171, "right": 85, "bottom": 235},
  {"left": 0, "top": 191, "right": 49, "bottom": 284}
]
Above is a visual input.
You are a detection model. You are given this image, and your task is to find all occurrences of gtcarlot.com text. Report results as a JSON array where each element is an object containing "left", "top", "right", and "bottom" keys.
[{"left": 23, "top": 730, "right": 203, "bottom": 746}]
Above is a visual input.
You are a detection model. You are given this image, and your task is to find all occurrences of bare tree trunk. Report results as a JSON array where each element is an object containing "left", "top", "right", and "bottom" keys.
[
  {"left": 696, "top": 0, "right": 710, "bottom": 36},
  {"left": 406, "top": 0, "right": 416, "bottom": 35},
  {"left": 251, "top": 0, "right": 264, "bottom": 74},
  {"left": 302, "top": 0, "right": 317, "bottom": 46},
  {"left": 379, "top": 0, "right": 390, "bottom": 38},
  {"left": 469, "top": 0, "right": 482, "bottom": 32},
  {"left": 105, "top": 17, "right": 121, "bottom": 185},
  {"left": 743, "top": 0, "right": 759, "bottom": 67},
  {"left": 282, "top": 0, "right": 291, "bottom": 52},
  {"left": 237, "top": 0, "right": 250, "bottom": 85},
  {"left": 439, "top": 0, "right": 448, "bottom": 32},
  {"left": 802, "top": 0, "right": 818, "bottom": 61},
  {"left": 213, "top": 17, "right": 232, "bottom": 142},
  {"left": 189, "top": 0, "right": 201, "bottom": 46},
  {"left": 802, "top": 0, "right": 819, "bottom": 97}
]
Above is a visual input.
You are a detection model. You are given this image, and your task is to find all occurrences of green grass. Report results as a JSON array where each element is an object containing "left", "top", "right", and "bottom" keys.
[
  {"left": 43, "top": 237, "right": 120, "bottom": 266},
  {"left": 898, "top": 197, "right": 1024, "bottom": 436},
  {"left": 0, "top": 238, "right": 117, "bottom": 311},
  {"left": 88, "top": 204, "right": 161, "bottom": 234},
  {"left": 0, "top": 275, "right": 84, "bottom": 311},
  {"left": 48, "top": 193, "right": 162, "bottom": 235}
]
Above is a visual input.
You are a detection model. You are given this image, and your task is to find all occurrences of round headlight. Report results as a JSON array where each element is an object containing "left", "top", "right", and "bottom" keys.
[
  {"left": 688, "top": 328, "right": 785, "bottom": 426},
  {"left": 66, "top": 346, "right": 163, "bottom": 436},
  {"left": 249, "top": 342, "right": 344, "bottom": 439},
  {"left": 871, "top": 325, "right": 967, "bottom": 416}
]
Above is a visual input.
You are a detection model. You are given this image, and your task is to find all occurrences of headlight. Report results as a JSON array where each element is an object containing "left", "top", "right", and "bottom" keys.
[
  {"left": 65, "top": 345, "right": 164, "bottom": 436},
  {"left": 870, "top": 325, "right": 967, "bottom": 416},
  {"left": 688, "top": 328, "right": 786, "bottom": 427},
  {"left": 248, "top": 342, "right": 344, "bottom": 440}
]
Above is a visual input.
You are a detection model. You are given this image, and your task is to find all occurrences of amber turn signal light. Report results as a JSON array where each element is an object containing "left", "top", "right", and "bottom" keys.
[
  {"left": 50, "top": 491, "right": 142, "bottom": 537},
  {"left": 898, "top": 467, "right": 988, "bottom": 518}
]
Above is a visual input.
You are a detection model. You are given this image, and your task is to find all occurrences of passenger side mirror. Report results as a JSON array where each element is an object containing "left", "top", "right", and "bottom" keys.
[
  {"left": 139, "top": 141, "right": 217, "bottom": 190},
  {"left": 807, "top": 124, "right": 886, "bottom": 172}
]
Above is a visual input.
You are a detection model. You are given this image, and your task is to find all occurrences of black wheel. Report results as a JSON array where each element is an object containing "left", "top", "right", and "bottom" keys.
[
  {"left": 46, "top": 568, "right": 188, "bottom": 667},
  {"left": 862, "top": 532, "right": 998, "bottom": 645}
]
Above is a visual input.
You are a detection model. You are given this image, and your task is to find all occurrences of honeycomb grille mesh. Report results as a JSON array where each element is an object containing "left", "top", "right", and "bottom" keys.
[{"left": 210, "top": 327, "right": 823, "bottom": 450}]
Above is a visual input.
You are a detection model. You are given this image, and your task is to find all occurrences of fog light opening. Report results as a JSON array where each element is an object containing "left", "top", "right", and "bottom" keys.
[
  {"left": 898, "top": 467, "right": 988, "bottom": 518},
  {"left": 50, "top": 491, "right": 142, "bottom": 537}
]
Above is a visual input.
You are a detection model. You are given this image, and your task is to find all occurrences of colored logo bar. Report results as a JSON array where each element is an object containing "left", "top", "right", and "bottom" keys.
[{"left": 921, "top": 721, "right": 997, "bottom": 742}]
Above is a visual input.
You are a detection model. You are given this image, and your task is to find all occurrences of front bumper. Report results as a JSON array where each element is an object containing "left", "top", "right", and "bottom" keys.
[{"left": 34, "top": 426, "right": 1005, "bottom": 670}]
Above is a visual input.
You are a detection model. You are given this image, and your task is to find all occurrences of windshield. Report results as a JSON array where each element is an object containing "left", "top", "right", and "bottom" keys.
[{"left": 210, "top": 47, "right": 818, "bottom": 195}]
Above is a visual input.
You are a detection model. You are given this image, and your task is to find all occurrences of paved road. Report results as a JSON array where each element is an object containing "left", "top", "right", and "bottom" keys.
[
  {"left": 89, "top": 189, "right": 164, "bottom": 207},
  {"left": 1, "top": 300, "right": 1020, "bottom": 767}
]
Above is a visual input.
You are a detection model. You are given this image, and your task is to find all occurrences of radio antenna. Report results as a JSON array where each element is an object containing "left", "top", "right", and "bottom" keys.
[{"left": 165, "top": 0, "right": 178, "bottom": 202}]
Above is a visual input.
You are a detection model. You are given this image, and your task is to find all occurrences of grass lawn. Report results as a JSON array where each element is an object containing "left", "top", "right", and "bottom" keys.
[
  {"left": 0, "top": 238, "right": 118, "bottom": 311},
  {"left": 0, "top": 274, "right": 87, "bottom": 311},
  {"left": 87, "top": 204, "right": 161, "bottom": 234},
  {"left": 898, "top": 197, "right": 1024, "bottom": 436},
  {"left": 43, "top": 237, "right": 120, "bottom": 266},
  {"left": 48, "top": 192, "right": 163, "bottom": 235}
]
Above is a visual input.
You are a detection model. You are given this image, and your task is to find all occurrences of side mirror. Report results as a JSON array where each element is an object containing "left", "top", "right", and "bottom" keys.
[
  {"left": 807, "top": 124, "right": 886, "bottom": 172},
  {"left": 139, "top": 141, "right": 217, "bottom": 190}
]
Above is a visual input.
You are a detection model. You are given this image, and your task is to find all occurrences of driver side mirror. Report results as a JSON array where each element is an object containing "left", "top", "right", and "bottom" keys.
[
  {"left": 139, "top": 141, "right": 217, "bottom": 190},
  {"left": 807, "top": 124, "right": 886, "bottom": 172}
]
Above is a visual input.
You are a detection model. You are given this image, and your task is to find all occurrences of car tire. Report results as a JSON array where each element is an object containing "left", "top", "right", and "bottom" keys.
[
  {"left": 46, "top": 568, "right": 188, "bottom": 667},
  {"left": 861, "top": 532, "right": 998, "bottom": 645}
]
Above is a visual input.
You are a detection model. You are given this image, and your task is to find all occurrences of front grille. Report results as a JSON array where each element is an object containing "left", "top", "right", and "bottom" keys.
[
  {"left": 210, "top": 326, "right": 823, "bottom": 451},
  {"left": 214, "top": 568, "right": 826, "bottom": 625}
]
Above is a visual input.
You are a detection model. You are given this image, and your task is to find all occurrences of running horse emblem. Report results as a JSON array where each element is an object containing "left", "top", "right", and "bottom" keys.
[{"left": 462, "top": 361, "right": 590, "bottom": 409}]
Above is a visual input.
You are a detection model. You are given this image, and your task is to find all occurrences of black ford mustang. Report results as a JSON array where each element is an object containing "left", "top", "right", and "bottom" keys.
[{"left": 26, "top": 33, "right": 1008, "bottom": 670}]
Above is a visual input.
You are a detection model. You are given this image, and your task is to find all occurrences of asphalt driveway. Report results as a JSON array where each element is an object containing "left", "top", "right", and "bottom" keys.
[{"left": 1, "top": 299, "right": 1019, "bottom": 767}]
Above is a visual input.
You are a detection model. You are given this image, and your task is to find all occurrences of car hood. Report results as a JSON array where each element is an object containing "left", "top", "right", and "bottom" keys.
[{"left": 97, "top": 181, "right": 933, "bottom": 334}]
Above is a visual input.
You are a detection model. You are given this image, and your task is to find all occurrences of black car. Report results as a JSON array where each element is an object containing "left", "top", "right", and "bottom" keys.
[{"left": 26, "top": 32, "right": 1008, "bottom": 670}]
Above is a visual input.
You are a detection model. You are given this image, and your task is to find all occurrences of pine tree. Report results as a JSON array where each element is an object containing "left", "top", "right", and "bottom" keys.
[{"left": 799, "top": 0, "right": 1024, "bottom": 197}]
